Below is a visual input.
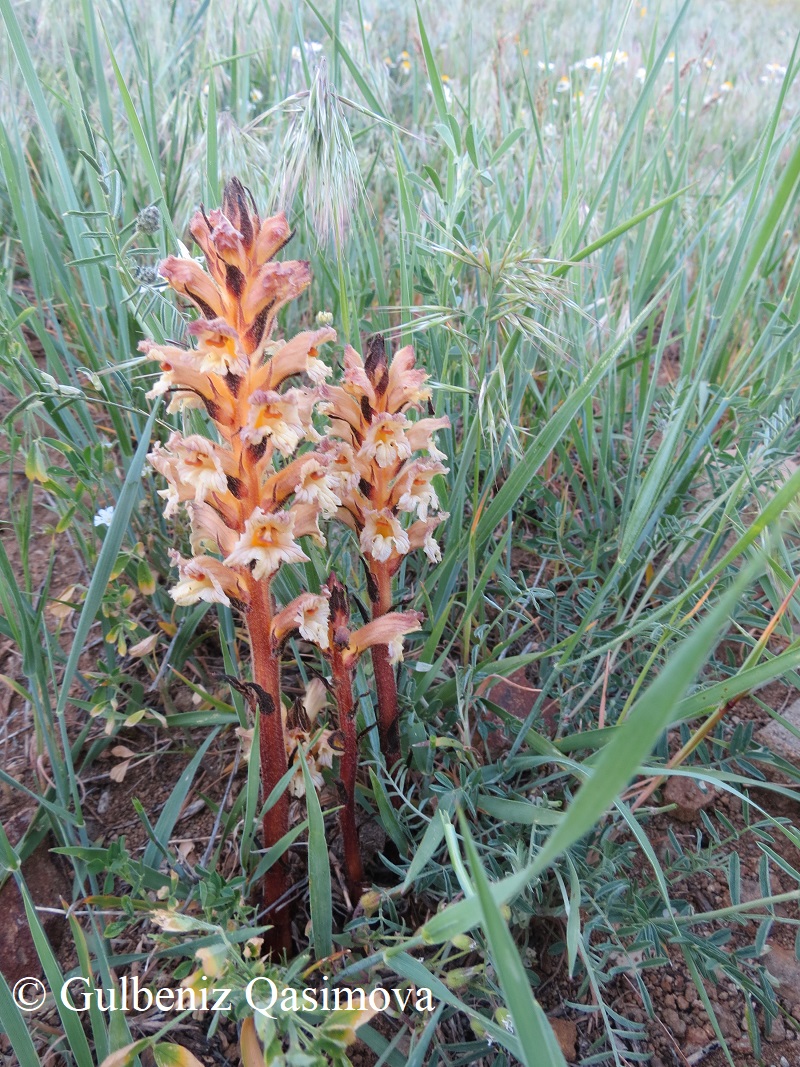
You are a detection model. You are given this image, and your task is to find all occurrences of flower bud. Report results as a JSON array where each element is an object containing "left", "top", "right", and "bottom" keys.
[{"left": 24, "top": 439, "right": 49, "bottom": 484}]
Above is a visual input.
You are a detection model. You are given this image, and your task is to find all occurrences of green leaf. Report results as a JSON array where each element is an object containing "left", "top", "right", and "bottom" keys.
[
  {"left": 458, "top": 812, "right": 568, "bottom": 1067},
  {"left": 0, "top": 971, "right": 42, "bottom": 1066},
  {"left": 300, "top": 746, "right": 332, "bottom": 959},
  {"left": 416, "top": 5, "right": 449, "bottom": 124},
  {"left": 402, "top": 808, "right": 447, "bottom": 891},
  {"left": 142, "top": 729, "right": 219, "bottom": 868},
  {"left": 532, "top": 561, "right": 761, "bottom": 876},
  {"left": 56, "top": 404, "right": 160, "bottom": 719}
]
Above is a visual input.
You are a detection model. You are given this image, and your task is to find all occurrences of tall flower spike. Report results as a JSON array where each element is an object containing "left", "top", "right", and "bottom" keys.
[
  {"left": 144, "top": 178, "right": 340, "bottom": 956},
  {"left": 319, "top": 334, "right": 449, "bottom": 771}
]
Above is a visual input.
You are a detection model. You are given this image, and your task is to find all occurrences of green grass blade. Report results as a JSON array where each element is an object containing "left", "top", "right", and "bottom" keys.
[
  {"left": 300, "top": 747, "right": 332, "bottom": 959},
  {"left": 458, "top": 811, "right": 568, "bottom": 1067},
  {"left": 0, "top": 972, "right": 42, "bottom": 1067},
  {"left": 142, "top": 729, "right": 219, "bottom": 868}
]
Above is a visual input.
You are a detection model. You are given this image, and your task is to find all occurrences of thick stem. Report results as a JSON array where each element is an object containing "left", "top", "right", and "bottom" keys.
[
  {"left": 370, "top": 564, "right": 402, "bottom": 772},
  {"left": 247, "top": 578, "right": 292, "bottom": 957},
  {"left": 331, "top": 653, "right": 364, "bottom": 899}
]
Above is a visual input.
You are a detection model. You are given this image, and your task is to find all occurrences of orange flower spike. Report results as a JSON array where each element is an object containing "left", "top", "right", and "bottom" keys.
[
  {"left": 316, "top": 333, "right": 449, "bottom": 770},
  {"left": 145, "top": 176, "right": 341, "bottom": 955}
]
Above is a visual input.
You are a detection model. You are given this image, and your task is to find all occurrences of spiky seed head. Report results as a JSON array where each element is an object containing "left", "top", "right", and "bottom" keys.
[{"left": 135, "top": 204, "right": 162, "bottom": 235}]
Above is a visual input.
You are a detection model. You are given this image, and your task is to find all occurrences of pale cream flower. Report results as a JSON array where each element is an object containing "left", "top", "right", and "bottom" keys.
[
  {"left": 408, "top": 512, "right": 449, "bottom": 565},
  {"left": 157, "top": 483, "right": 182, "bottom": 518},
  {"left": 303, "top": 677, "right": 328, "bottom": 723},
  {"left": 394, "top": 460, "right": 448, "bottom": 521},
  {"left": 225, "top": 508, "right": 309, "bottom": 580},
  {"left": 306, "top": 350, "right": 331, "bottom": 385},
  {"left": 385, "top": 345, "right": 432, "bottom": 412},
  {"left": 170, "top": 554, "right": 245, "bottom": 607},
  {"left": 165, "top": 391, "right": 205, "bottom": 415},
  {"left": 360, "top": 413, "right": 413, "bottom": 469},
  {"left": 187, "top": 317, "right": 248, "bottom": 376},
  {"left": 423, "top": 531, "right": 442, "bottom": 563},
  {"left": 321, "top": 441, "right": 362, "bottom": 494},
  {"left": 173, "top": 435, "right": 229, "bottom": 503},
  {"left": 188, "top": 501, "right": 239, "bottom": 556},
  {"left": 148, "top": 438, "right": 199, "bottom": 517},
  {"left": 405, "top": 416, "right": 450, "bottom": 461},
  {"left": 243, "top": 388, "right": 311, "bottom": 455},
  {"left": 272, "top": 592, "right": 331, "bottom": 649},
  {"left": 387, "top": 636, "right": 405, "bottom": 664},
  {"left": 255, "top": 327, "right": 336, "bottom": 391},
  {"left": 360, "top": 509, "right": 410, "bottom": 563},
  {"left": 293, "top": 457, "right": 341, "bottom": 517}
]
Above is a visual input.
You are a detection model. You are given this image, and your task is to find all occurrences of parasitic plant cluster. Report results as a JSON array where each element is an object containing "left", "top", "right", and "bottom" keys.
[
  {"left": 143, "top": 178, "right": 448, "bottom": 954},
  {"left": 317, "top": 337, "right": 449, "bottom": 770}
]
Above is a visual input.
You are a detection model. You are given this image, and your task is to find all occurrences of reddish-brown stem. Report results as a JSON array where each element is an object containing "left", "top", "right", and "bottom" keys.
[
  {"left": 330, "top": 652, "right": 364, "bottom": 899},
  {"left": 369, "top": 563, "right": 402, "bottom": 772},
  {"left": 246, "top": 577, "right": 292, "bottom": 957}
]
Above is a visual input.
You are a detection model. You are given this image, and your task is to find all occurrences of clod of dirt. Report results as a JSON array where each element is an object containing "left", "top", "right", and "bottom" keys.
[
  {"left": 756, "top": 699, "right": 800, "bottom": 768},
  {"left": 549, "top": 1017, "right": 577, "bottom": 1060},
  {"left": 480, "top": 668, "right": 557, "bottom": 758},
  {"left": 764, "top": 945, "right": 800, "bottom": 1008},
  {"left": 662, "top": 775, "right": 718, "bottom": 822}
]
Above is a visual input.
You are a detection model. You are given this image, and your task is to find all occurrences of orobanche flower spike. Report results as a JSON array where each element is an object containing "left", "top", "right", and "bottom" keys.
[
  {"left": 319, "top": 336, "right": 449, "bottom": 769},
  {"left": 144, "top": 177, "right": 338, "bottom": 956}
]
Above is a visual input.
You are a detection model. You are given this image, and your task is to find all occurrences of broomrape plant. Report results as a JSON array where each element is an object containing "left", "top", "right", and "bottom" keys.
[
  {"left": 143, "top": 177, "right": 447, "bottom": 953},
  {"left": 317, "top": 336, "right": 450, "bottom": 769}
]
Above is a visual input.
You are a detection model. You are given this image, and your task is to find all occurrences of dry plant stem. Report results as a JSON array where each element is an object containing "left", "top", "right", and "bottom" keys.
[
  {"left": 247, "top": 577, "right": 292, "bottom": 956},
  {"left": 370, "top": 563, "right": 401, "bottom": 771},
  {"left": 629, "top": 573, "right": 800, "bottom": 811},
  {"left": 330, "top": 651, "right": 365, "bottom": 897}
]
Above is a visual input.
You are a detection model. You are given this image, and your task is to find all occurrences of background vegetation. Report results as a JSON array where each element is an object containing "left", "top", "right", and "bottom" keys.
[{"left": 2, "top": 0, "right": 800, "bottom": 1064}]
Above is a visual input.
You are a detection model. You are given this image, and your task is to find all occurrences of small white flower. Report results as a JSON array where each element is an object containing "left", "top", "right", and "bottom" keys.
[
  {"left": 423, "top": 532, "right": 442, "bottom": 563},
  {"left": 93, "top": 506, "right": 115, "bottom": 528},
  {"left": 635, "top": 66, "right": 647, "bottom": 83}
]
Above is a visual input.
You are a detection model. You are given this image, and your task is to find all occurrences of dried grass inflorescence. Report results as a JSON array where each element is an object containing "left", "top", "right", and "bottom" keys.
[{"left": 143, "top": 177, "right": 448, "bottom": 948}]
